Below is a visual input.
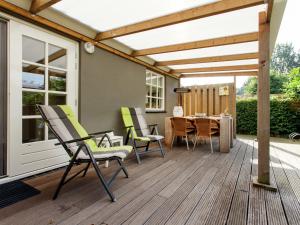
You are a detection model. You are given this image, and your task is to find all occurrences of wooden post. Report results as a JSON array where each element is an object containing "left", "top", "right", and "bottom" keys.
[
  {"left": 253, "top": 11, "right": 276, "bottom": 191},
  {"left": 233, "top": 77, "right": 237, "bottom": 138}
]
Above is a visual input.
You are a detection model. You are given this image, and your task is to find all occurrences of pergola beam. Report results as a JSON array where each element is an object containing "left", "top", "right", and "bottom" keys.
[
  {"left": 180, "top": 71, "right": 258, "bottom": 78},
  {"left": 267, "top": 0, "right": 274, "bottom": 22},
  {"left": 132, "top": 32, "right": 259, "bottom": 56},
  {"left": 172, "top": 64, "right": 259, "bottom": 73},
  {"left": 95, "top": 0, "right": 264, "bottom": 41},
  {"left": 30, "top": 0, "right": 61, "bottom": 14},
  {"left": 155, "top": 53, "right": 259, "bottom": 66}
]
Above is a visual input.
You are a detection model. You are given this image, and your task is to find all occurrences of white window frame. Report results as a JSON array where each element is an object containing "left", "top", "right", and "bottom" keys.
[{"left": 146, "top": 70, "right": 165, "bottom": 112}]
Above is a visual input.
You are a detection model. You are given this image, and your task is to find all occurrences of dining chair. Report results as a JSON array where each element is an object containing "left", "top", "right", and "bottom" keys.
[
  {"left": 170, "top": 117, "right": 195, "bottom": 150},
  {"left": 193, "top": 118, "right": 219, "bottom": 153}
]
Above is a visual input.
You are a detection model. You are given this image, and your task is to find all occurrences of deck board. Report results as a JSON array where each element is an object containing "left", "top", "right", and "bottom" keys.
[{"left": 0, "top": 138, "right": 299, "bottom": 225}]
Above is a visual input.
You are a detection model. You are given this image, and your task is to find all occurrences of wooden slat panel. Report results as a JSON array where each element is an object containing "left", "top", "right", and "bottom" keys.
[
  {"left": 197, "top": 87, "right": 201, "bottom": 113},
  {"left": 191, "top": 87, "right": 196, "bottom": 115},
  {"left": 181, "top": 83, "right": 235, "bottom": 116},
  {"left": 208, "top": 87, "right": 214, "bottom": 116},
  {"left": 214, "top": 87, "right": 220, "bottom": 115},
  {"left": 202, "top": 88, "right": 208, "bottom": 115}
]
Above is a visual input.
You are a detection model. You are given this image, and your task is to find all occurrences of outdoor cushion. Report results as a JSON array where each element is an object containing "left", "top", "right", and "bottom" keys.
[
  {"left": 39, "top": 105, "right": 132, "bottom": 160},
  {"left": 121, "top": 107, "right": 150, "bottom": 137},
  {"left": 121, "top": 107, "right": 165, "bottom": 142},
  {"left": 145, "top": 135, "right": 164, "bottom": 141}
]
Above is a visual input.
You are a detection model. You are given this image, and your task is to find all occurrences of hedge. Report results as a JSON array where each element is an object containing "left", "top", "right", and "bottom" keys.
[{"left": 236, "top": 98, "right": 300, "bottom": 137}]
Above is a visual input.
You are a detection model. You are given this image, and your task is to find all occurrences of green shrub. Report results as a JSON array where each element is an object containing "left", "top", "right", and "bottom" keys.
[{"left": 236, "top": 98, "right": 299, "bottom": 137}]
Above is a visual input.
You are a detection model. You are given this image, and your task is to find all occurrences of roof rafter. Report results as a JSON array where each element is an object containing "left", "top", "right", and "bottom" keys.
[
  {"left": 95, "top": 0, "right": 264, "bottom": 41},
  {"left": 30, "top": 0, "right": 61, "bottom": 14},
  {"left": 132, "top": 32, "right": 259, "bottom": 56},
  {"left": 172, "top": 64, "right": 259, "bottom": 73},
  {"left": 155, "top": 52, "right": 259, "bottom": 66},
  {"left": 180, "top": 71, "right": 258, "bottom": 77},
  {"left": 267, "top": 0, "right": 274, "bottom": 22}
]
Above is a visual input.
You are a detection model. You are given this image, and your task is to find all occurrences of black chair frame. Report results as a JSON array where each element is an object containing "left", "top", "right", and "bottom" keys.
[
  {"left": 124, "top": 124, "right": 165, "bottom": 164},
  {"left": 37, "top": 106, "right": 129, "bottom": 202}
]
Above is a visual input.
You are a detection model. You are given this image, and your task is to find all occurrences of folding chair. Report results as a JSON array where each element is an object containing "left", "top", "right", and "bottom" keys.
[
  {"left": 37, "top": 105, "right": 132, "bottom": 202},
  {"left": 121, "top": 107, "right": 165, "bottom": 164}
]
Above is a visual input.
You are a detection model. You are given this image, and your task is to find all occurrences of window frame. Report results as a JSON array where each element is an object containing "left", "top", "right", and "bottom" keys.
[
  {"left": 145, "top": 70, "right": 165, "bottom": 112},
  {"left": 21, "top": 35, "right": 68, "bottom": 143}
]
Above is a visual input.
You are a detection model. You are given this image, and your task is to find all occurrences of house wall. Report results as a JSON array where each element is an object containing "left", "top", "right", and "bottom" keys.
[{"left": 80, "top": 43, "right": 178, "bottom": 136}]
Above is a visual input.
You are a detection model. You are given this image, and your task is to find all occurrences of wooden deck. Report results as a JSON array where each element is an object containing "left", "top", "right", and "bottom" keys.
[{"left": 1, "top": 137, "right": 300, "bottom": 225}]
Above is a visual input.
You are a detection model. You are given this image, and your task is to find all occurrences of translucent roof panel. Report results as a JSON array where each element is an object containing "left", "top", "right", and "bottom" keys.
[
  {"left": 181, "top": 77, "right": 234, "bottom": 87},
  {"left": 53, "top": 0, "right": 218, "bottom": 31},
  {"left": 148, "top": 42, "right": 258, "bottom": 61},
  {"left": 169, "top": 59, "right": 258, "bottom": 69},
  {"left": 181, "top": 76, "right": 250, "bottom": 88},
  {"left": 116, "top": 5, "right": 266, "bottom": 50}
]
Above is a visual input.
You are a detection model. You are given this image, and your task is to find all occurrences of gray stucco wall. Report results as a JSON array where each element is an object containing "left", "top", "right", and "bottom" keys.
[{"left": 79, "top": 43, "right": 178, "bottom": 137}]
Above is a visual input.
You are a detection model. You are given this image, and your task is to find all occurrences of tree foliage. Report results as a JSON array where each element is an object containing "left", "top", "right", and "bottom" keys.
[
  {"left": 271, "top": 43, "right": 300, "bottom": 74},
  {"left": 240, "top": 43, "right": 300, "bottom": 96},
  {"left": 242, "top": 71, "right": 288, "bottom": 95},
  {"left": 284, "top": 67, "right": 300, "bottom": 100}
]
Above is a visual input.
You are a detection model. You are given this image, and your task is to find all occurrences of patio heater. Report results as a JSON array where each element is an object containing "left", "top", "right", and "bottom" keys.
[{"left": 173, "top": 88, "right": 191, "bottom": 116}]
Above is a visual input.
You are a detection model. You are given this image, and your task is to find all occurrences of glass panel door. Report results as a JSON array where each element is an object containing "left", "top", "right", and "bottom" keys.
[
  {"left": 0, "top": 19, "right": 7, "bottom": 177},
  {"left": 9, "top": 20, "right": 78, "bottom": 176}
]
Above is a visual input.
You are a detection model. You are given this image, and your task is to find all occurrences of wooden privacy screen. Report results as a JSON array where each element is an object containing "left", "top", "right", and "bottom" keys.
[
  {"left": 181, "top": 83, "right": 235, "bottom": 116},
  {"left": 181, "top": 83, "right": 236, "bottom": 137}
]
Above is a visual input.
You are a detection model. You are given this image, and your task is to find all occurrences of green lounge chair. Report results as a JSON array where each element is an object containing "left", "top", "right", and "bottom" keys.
[
  {"left": 37, "top": 105, "right": 132, "bottom": 202},
  {"left": 121, "top": 107, "right": 165, "bottom": 164}
]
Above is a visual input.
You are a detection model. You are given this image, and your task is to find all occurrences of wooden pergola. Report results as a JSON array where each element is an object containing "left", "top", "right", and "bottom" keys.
[{"left": 0, "top": 0, "right": 286, "bottom": 189}]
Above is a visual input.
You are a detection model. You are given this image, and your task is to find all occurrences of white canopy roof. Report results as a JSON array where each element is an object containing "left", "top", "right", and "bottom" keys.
[{"left": 49, "top": 0, "right": 276, "bottom": 78}]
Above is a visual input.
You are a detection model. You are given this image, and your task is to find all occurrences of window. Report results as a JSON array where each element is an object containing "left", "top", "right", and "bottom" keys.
[
  {"left": 22, "top": 35, "right": 67, "bottom": 143},
  {"left": 146, "top": 70, "right": 165, "bottom": 112}
]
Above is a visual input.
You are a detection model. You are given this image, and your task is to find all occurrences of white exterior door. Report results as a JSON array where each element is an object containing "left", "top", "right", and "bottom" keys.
[{"left": 8, "top": 20, "right": 78, "bottom": 177}]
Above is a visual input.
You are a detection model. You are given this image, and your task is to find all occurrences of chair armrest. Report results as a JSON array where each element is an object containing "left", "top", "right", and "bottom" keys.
[
  {"left": 148, "top": 124, "right": 158, "bottom": 127},
  {"left": 97, "top": 133, "right": 113, "bottom": 147},
  {"left": 55, "top": 136, "right": 92, "bottom": 146},
  {"left": 124, "top": 126, "right": 142, "bottom": 131},
  {"left": 89, "top": 130, "right": 113, "bottom": 137}
]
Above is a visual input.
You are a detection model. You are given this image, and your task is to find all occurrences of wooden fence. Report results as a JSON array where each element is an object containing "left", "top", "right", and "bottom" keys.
[{"left": 180, "top": 83, "right": 236, "bottom": 137}]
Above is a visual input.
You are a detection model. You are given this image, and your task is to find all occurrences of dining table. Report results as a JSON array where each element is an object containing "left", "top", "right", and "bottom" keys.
[{"left": 165, "top": 115, "right": 234, "bottom": 152}]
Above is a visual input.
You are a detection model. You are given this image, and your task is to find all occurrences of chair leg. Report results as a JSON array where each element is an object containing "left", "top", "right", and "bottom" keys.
[
  {"left": 53, "top": 160, "right": 74, "bottom": 200},
  {"left": 157, "top": 139, "right": 165, "bottom": 157},
  {"left": 133, "top": 140, "right": 142, "bottom": 164},
  {"left": 210, "top": 136, "right": 214, "bottom": 153},
  {"left": 171, "top": 135, "right": 175, "bottom": 150},
  {"left": 193, "top": 136, "right": 198, "bottom": 151},
  {"left": 185, "top": 136, "right": 189, "bottom": 150},
  {"left": 145, "top": 142, "right": 150, "bottom": 152},
  {"left": 82, "top": 162, "right": 91, "bottom": 177},
  {"left": 116, "top": 158, "right": 129, "bottom": 178},
  {"left": 91, "top": 160, "right": 116, "bottom": 202}
]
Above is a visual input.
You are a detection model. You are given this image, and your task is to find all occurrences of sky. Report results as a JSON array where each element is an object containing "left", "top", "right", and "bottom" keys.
[{"left": 182, "top": 0, "right": 300, "bottom": 88}]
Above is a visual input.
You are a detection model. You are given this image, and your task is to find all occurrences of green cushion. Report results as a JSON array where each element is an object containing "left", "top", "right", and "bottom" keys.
[
  {"left": 121, "top": 107, "right": 137, "bottom": 138},
  {"left": 59, "top": 105, "right": 99, "bottom": 151}
]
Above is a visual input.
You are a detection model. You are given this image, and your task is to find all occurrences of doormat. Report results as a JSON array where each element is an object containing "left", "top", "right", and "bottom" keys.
[{"left": 0, "top": 180, "right": 40, "bottom": 208}]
